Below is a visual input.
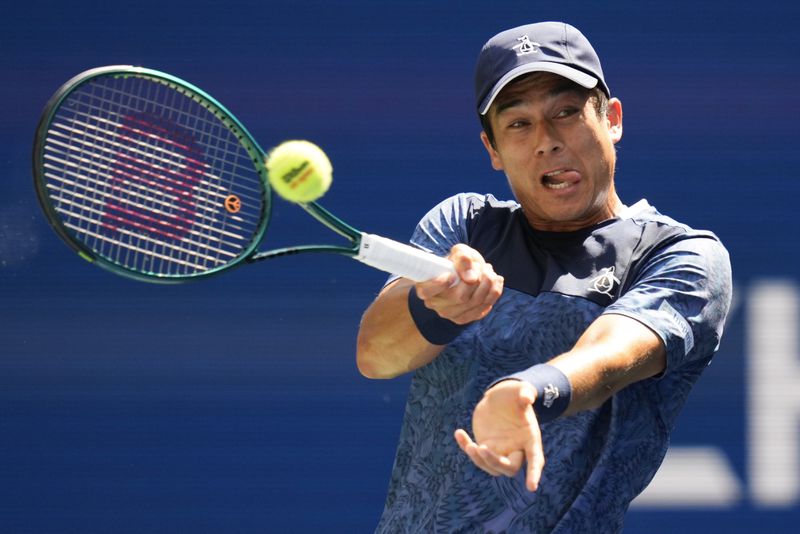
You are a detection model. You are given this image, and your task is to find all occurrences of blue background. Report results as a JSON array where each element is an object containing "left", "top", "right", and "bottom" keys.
[{"left": 2, "top": 0, "right": 798, "bottom": 532}]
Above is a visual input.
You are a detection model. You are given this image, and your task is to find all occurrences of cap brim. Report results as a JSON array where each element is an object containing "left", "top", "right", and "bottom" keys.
[{"left": 478, "top": 62, "right": 599, "bottom": 115}]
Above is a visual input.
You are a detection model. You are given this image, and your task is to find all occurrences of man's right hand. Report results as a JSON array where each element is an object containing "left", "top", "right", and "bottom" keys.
[
  {"left": 415, "top": 244, "right": 504, "bottom": 324},
  {"left": 356, "top": 244, "right": 502, "bottom": 379}
]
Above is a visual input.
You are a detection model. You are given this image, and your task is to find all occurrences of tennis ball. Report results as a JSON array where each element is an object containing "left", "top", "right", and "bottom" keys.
[{"left": 266, "top": 140, "right": 332, "bottom": 203}]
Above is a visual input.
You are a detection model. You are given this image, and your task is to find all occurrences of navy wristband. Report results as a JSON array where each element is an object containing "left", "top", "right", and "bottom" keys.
[
  {"left": 407, "top": 287, "right": 467, "bottom": 345},
  {"left": 493, "top": 364, "right": 572, "bottom": 423}
]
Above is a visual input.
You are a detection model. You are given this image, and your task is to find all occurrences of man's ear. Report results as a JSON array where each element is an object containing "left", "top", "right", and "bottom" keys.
[
  {"left": 480, "top": 131, "right": 504, "bottom": 171},
  {"left": 607, "top": 98, "right": 623, "bottom": 144}
]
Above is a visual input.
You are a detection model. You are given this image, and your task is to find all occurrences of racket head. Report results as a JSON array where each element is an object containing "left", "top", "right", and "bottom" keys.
[{"left": 33, "top": 65, "right": 271, "bottom": 283}]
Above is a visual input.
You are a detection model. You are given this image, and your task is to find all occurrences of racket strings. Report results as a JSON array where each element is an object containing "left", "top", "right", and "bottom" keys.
[
  {"left": 44, "top": 120, "right": 253, "bottom": 230},
  {"left": 41, "top": 74, "right": 267, "bottom": 277}
]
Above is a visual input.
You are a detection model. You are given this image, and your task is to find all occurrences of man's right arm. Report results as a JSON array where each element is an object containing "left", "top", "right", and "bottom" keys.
[
  {"left": 356, "top": 278, "right": 444, "bottom": 379},
  {"left": 356, "top": 244, "right": 504, "bottom": 379}
]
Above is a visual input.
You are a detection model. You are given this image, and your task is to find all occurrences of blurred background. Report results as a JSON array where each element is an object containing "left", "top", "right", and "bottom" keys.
[{"left": 2, "top": 0, "right": 798, "bottom": 532}]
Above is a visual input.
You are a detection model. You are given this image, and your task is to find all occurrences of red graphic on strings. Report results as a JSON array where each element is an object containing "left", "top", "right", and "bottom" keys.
[{"left": 102, "top": 113, "right": 205, "bottom": 242}]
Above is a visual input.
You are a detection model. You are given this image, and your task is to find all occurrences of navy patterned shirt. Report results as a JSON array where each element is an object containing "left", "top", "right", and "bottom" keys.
[{"left": 375, "top": 194, "right": 732, "bottom": 534}]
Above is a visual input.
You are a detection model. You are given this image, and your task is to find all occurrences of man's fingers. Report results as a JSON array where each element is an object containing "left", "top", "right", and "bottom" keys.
[
  {"left": 414, "top": 244, "right": 504, "bottom": 324},
  {"left": 524, "top": 420, "right": 545, "bottom": 492},
  {"left": 415, "top": 271, "right": 459, "bottom": 300},
  {"left": 517, "top": 382, "right": 537, "bottom": 406},
  {"left": 475, "top": 445, "right": 511, "bottom": 477},
  {"left": 455, "top": 430, "right": 523, "bottom": 478},
  {"left": 437, "top": 269, "right": 503, "bottom": 323},
  {"left": 505, "top": 450, "right": 526, "bottom": 475},
  {"left": 455, "top": 430, "right": 500, "bottom": 476},
  {"left": 478, "top": 447, "right": 523, "bottom": 478},
  {"left": 450, "top": 244, "right": 483, "bottom": 284},
  {"left": 461, "top": 267, "right": 503, "bottom": 309},
  {"left": 454, "top": 429, "right": 473, "bottom": 451}
]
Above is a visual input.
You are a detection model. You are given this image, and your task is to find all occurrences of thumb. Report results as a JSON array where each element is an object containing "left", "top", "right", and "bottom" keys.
[
  {"left": 523, "top": 405, "right": 544, "bottom": 492},
  {"left": 518, "top": 382, "right": 537, "bottom": 406},
  {"left": 449, "top": 246, "right": 482, "bottom": 283},
  {"left": 524, "top": 433, "right": 544, "bottom": 492}
]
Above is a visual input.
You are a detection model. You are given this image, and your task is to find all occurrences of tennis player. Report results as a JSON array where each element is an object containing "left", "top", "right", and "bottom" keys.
[{"left": 357, "top": 21, "right": 732, "bottom": 533}]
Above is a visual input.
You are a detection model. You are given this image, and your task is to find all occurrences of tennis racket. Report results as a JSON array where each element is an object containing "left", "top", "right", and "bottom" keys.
[{"left": 32, "top": 65, "right": 455, "bottom": 284}]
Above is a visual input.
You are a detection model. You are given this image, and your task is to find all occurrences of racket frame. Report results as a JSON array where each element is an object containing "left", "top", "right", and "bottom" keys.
[
  {"left": 33, "top": 65, "right": 453, "bottom": 284},
  {"left": 33, "top": 65, "right": 302, "bottom": 283}
]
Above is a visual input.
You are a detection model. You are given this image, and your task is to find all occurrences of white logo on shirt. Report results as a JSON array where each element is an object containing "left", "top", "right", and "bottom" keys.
[{"left": 589, "top": 267, "right": 621, "bottom": 297}]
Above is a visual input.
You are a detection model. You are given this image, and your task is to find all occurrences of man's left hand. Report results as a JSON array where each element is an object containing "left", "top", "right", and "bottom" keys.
[{"left": 454, "top": 379, "right": 544, "bottom": 492}]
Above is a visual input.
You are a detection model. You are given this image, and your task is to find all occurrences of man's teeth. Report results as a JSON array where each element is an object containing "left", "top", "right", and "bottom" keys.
[
  {"left": 546, "top": 181, "right": 571, "bottom": 189},
  {"left": 543, "top": 170, "right": 571, "bottom": 189}
]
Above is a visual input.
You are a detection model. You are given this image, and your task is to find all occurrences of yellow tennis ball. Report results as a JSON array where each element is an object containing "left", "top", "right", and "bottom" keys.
[{"left": 266, "top": 140, "right": 332, "bottom": 203}]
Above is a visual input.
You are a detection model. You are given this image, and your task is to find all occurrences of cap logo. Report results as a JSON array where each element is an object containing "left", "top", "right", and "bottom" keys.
[{"left": 513, "top": 35, "right": 541, "bottom": 56}]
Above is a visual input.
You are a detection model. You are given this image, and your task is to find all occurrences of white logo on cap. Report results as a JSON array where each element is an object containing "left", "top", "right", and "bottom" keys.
[{"left": 513, "top": 35, "right": 541, "bottom": 56}]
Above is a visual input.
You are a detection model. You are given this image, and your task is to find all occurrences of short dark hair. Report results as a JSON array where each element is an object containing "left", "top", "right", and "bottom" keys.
[{"left": 480, "top": 84, "right": 609, "bottom": 149}]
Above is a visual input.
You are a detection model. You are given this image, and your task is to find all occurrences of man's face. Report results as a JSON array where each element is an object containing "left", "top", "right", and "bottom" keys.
[{"left": 481, "top": 73, "right": 623, "bottom": 232}]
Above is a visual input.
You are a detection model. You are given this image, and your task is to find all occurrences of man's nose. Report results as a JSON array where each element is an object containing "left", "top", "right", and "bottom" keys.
[{"left": 534, "top": 123, "right": 563, "bottom": 156}]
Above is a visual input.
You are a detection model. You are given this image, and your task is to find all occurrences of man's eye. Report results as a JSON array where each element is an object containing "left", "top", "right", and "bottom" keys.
[{"left": 556, "top": 108, "right": 578, "bottom": 118}]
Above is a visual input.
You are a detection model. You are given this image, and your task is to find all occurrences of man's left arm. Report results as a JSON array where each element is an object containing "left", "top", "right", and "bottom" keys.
[
  {"left": 455, "top": 235, "right": 732, "bottom": 492},
  {"left": 455, "top": 313, "right": 665, "bottom": 491}
]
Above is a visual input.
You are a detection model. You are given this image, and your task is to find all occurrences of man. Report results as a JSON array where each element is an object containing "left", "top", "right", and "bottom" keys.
[{"left": 356, "top": 21, "right": 732, "bottom": 533}]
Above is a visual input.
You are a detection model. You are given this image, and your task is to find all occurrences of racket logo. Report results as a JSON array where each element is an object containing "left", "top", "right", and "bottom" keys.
[
  {"left": 103, "top": 113, "right": 205, "bottom": 242},
  {"left": 224, "top": 194, "right": 241, "bottom": 214}
]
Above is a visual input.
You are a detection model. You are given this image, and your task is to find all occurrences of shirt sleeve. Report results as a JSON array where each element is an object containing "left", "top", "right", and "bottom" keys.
[
  {"left": 408, "top": 194, "right": 479, "bottom": 253},
  {"left": 603, "top": 235, "right": 733, "bottom": 372},
  {"left": 383, "top": 193, "right": 483, "bottom": 286}
]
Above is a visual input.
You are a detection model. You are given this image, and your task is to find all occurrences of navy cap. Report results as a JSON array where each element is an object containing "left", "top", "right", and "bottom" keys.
[{"left": 475, "top": 22, "right": 610, "bottom": 115}]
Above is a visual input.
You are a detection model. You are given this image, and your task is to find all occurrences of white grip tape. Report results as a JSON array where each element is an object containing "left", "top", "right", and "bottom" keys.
[{"left": 355, "top": 233, "right": 455, "bottom": 282}]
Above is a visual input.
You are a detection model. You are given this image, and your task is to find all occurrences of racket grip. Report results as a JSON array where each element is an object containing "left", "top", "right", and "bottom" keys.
[{"left": 356, "top": 233, "right": 456, "bottom": 282}]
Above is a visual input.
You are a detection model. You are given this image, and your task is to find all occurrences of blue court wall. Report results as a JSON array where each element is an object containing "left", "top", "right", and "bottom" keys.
[{"left": 2, "top": 1, "right": 798, "bottom": 532}]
